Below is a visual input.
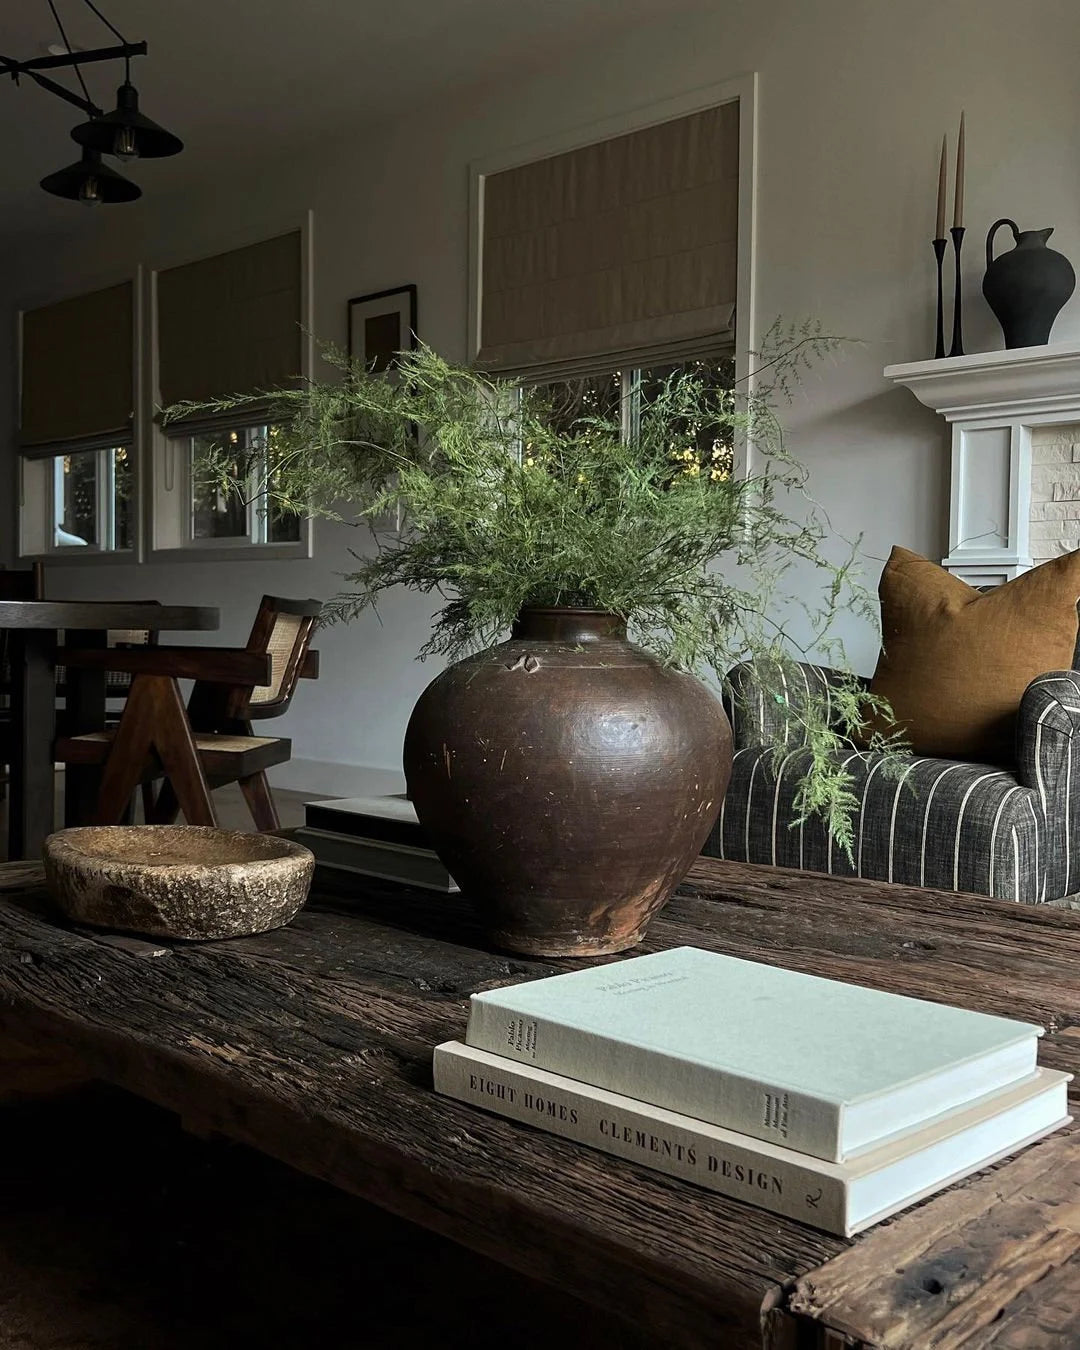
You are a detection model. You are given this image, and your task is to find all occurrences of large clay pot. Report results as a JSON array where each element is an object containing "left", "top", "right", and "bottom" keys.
[
  {"left": 403, "top": 607, "right": 733, "bottom": 956},
  {"left": 983, "top": 219, "right": 1075, "bottom": 349}
]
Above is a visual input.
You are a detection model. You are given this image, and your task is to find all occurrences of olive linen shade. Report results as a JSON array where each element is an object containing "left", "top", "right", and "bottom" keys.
[
  {"left": 157, "top": 231, "right": 302, "bottom": 414},
  {"left": 20, "top": 281, "right": 133, "bottom": 451},
  {"left": 476, "top": 101, "right": 739, "bottom": 376},
  {"left": 867, "top": 546, "right": 1080, "bottom": 763}
]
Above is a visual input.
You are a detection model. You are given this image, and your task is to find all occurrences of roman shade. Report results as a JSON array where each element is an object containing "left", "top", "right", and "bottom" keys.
[
  {"left": 157, "top": 230, "right": 302, "bottom": 414},
  {"left": 477, "top": 101, "right": 739, "bottom": 376},
  {"left": 20, "top": 281, "right": 133, "bottom": 452}
]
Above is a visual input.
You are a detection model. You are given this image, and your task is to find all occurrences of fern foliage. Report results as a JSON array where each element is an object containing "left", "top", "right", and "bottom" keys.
[{"left": 162, "top": 318, "right": 906, "bottom": 854}]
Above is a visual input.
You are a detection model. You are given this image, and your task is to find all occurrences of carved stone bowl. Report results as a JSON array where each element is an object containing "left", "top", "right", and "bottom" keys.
[{"left": 43, "top": 826, "right": 315, "bottom": 941}]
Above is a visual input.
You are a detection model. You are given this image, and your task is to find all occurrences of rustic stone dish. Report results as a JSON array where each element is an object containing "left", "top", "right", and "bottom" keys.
[{"left": 42, "top": 826, "right": 315, "bottom": 941}]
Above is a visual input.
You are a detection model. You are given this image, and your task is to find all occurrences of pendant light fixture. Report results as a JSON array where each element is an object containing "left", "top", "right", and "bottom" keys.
[
  {"left": 2, "top": 0, "right": 181, "bottom": 205},
  {"left": 40, "top": 145, "right": 141, "bottom": 204},
  {"left": 71, "top": 74, "right": 183, "bottom": 161}
]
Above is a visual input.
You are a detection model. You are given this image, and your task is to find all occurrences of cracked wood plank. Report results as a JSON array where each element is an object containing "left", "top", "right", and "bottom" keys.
[{"left": 787, "top": 1128, "right": 1080, "bottom": 1348}]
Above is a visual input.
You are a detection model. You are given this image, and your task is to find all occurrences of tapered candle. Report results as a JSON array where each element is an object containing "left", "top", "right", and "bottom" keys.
[
  {"left": 936, "top": 134, "right": 948, "bottom": 239},
  {"left": 953, "top": 111, "right": 965, "bottom": 229}
]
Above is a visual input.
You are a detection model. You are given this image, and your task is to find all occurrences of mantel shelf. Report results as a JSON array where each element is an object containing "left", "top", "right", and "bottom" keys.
[
  {"left": 884, "top": 341, "right": 1080, "bottom": 422},
  {"left": 885, "top": 341, "right": 1080, "bottom": 587}
]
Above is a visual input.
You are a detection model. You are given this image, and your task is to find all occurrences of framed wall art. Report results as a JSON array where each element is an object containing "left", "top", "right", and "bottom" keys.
[{"left": 347, "top": 284, "right": 418, "bottom": 373}]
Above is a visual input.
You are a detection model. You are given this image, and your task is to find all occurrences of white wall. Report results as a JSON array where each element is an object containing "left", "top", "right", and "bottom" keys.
[{"left": 3, "top": 0, "right": 1079, "bottom": 792}]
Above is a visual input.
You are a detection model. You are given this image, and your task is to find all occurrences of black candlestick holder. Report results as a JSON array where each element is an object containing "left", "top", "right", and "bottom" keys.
[
  {"left": 932, "top": 236, "right": 947, "bottom": 359},
  {"left": 948, "top": 225, "right": 965, "bottom": 357}
]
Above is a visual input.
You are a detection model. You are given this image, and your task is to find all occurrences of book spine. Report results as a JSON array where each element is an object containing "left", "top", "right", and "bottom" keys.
[
  {"left": 296, "top": 831, "right": 458, "bottom": 892},
  {"left": 303, "top": 808, "right": 425, "bottom": 849},
  {"left": 434, "top": 1044, "right": 849, "bottom": 1235},
  {"left": 465, "top": 999, "right": 842, "bottom": 1161}
]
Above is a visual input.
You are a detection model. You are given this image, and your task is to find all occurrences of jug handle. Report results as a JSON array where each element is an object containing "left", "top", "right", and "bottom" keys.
[{"left": 986, "top": 218, "right": 1020, "bottom": 270}]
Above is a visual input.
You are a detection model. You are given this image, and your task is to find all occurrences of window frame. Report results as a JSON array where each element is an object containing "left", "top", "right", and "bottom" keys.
[
  {"left": 146, "top": 212, "right": 315, "bottom": 563},
  {"left": 19, "top": 438, "right": 137, "bottom": 560},
  {"left": 469, "top": 74, "right": 758, "bottom": 472},
  {"left": 164, "top": 420, "right": 307, "bottom": 553},
  {"left": 16, "top": 270, "right": 143, "bottom": 565}
]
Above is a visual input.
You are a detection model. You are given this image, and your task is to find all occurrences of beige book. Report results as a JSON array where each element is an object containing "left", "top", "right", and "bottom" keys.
[{"left": 434, "top": 1041, "right": 1070, "bottom": 1238}]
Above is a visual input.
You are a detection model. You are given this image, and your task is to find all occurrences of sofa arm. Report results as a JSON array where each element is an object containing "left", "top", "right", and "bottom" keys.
[
  {"left": 1016, "top": 670, "right": 1080, "bottom": 790},
  {"left": 723, "top": 661, "right": 869, "bottom": 750},
  {"left": 1016, "top": 670, "right": 1080, "bottom": 900}
]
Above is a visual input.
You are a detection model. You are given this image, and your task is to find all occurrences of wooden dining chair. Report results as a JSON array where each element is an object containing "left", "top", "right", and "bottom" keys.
[{"left": 55, "top": 596, "right": 321, "bottom": 831}]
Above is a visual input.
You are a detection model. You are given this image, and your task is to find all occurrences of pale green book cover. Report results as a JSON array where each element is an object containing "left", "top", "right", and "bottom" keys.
[{"left": 466, "top": 947, "right": 1043, "bottom": 1161}]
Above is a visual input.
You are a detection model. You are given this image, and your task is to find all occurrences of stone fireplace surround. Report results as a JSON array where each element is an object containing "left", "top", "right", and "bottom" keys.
[{"left": 885, "top": 342, "right": 1080, "bottom": 586}]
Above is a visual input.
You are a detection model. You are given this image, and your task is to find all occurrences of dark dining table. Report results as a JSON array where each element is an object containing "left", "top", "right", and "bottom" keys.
[{"left": 0, "top": 601, "right": 219, "bottom": 860}]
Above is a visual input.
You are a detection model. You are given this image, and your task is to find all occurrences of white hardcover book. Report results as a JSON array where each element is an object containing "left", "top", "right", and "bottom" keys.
[
  {"left": 465, "top": 947, "right": 1043, "bottom": 1161},
  {"left": 434, "top": 1042, "right": 1070, "bottom": 1237}
]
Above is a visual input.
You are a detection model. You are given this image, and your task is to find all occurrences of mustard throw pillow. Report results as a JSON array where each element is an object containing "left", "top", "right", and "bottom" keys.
[{"left": 867, "top": 546, "right": 1080, "bottom": 763}]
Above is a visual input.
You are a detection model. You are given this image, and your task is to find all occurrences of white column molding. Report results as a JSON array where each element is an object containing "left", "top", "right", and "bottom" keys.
[{"left": 885, "top": 341, "right": 1080, "bottom": 581}]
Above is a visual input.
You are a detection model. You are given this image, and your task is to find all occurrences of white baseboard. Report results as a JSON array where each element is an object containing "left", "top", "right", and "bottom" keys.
[{"left": 268, "top": 758, "right": 407, "bottom": 800}]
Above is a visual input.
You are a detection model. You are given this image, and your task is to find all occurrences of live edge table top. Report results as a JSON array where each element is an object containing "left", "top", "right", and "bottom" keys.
[{"left": 3, "top": 858, "right": 1080, "bottom": 1350}]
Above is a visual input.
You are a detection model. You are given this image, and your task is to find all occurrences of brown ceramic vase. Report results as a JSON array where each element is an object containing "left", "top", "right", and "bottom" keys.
[{"left": 403, "top": 607, "right": 733, "bottom": 956}]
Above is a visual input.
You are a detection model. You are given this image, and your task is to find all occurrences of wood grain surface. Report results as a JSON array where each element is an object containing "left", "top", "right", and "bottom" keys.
[
  {"left": 0, "top": 600, "right": 218, "bottom": 631},
  {"left": 2, "top": 856, "right": 1080, "bottom": 1349}
]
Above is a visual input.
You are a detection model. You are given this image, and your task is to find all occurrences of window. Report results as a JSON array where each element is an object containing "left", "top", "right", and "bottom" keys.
[
  {"left": 526, "top": 353, "right": 736, "bottom": 473},
  {"left": 20, "top": 442, "right": 135, "bottom": 557},
  {"left": 150, "top": 226, "right": 312, "bottom": 559},
  {"left": 52, "top": 445, "right": 133, "bottom": 550},
  {"left": 188, "top": 424, "right": 300, "bottom": 547},
  {"left": 17, "top": 279, "right": 136, "bottom": 559},
  {"left": 15, "top": 223, "right": 314, "bottom": 564},
  {"left": 152, "top": 420, "right": 307, "bottom": 555}
]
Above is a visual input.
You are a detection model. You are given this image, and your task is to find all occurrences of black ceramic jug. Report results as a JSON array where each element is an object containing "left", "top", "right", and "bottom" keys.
[{"left": 983, "top": 219, "right": 1075, "bottom": 349}]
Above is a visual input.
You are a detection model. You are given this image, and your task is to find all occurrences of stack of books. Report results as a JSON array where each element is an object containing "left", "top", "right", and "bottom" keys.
[
  {"left": 434, "top": 947, "right": 1071, "bottom": 1237},
  {"left": 295, "top": 794, "right": 458, "bottom": 892}
]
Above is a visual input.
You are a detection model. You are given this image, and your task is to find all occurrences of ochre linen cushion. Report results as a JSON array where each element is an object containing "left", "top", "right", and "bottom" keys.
[{"left": 867, "top": 546, "right": 1080, "bottom": 762}]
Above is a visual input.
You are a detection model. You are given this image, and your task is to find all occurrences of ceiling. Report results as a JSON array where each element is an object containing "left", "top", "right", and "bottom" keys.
[{"left": 0, "top": 0, "right": 700, "bottom": 250}]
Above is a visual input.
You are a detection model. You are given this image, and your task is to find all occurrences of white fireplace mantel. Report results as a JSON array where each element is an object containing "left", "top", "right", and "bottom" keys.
[{"left": 885, "top": 342, "right": 1080, "bottom": 585}]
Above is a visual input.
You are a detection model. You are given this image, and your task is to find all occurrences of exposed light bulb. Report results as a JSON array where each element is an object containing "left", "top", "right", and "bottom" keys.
[
  {"left": 78, "top": 174, "right": 101, "bottom": 206},
  {"left": 113, "top": 125, "right": 138, "bottom": 160}
]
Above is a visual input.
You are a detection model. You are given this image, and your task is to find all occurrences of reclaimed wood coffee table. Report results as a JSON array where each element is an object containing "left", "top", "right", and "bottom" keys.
[{"left": 2, "top": 855, "right": 1079, "bottom": 1349}]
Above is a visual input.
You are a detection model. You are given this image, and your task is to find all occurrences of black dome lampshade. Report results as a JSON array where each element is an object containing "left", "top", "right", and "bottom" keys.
[
  {"left": 40, "top": 147, "right": 141, "bottom": 204},
  {"left": 71, "top": 81, "right": 183, "bottom": 161}
]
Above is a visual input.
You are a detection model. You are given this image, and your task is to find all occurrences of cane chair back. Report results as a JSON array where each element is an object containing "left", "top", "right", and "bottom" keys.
[{"left": 230, "top": 596, "right": 322, "bottom": 721}]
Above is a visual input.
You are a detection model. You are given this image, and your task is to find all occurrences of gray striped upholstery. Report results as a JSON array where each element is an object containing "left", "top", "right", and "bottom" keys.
[
  {"left": 705, "top": 661, "right": 1080, "bottom": 906},
  {"left": 724, "top": 660, "right": 868, "bottom": 747}
]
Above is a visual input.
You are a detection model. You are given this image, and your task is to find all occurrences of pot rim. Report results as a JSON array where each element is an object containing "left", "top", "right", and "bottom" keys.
[{"left": 515, "top": 604, "right": 627, "bottom": 618}]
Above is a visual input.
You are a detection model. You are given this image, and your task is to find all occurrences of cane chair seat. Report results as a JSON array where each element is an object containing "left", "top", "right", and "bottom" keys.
[{"left": 61, "top": 729, "right": 290, "bottom": 779}]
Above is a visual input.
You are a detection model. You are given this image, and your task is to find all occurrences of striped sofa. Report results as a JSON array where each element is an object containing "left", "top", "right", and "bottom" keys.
[{"left": 703, "top": 661, "right": 1080, "bottom": 906}]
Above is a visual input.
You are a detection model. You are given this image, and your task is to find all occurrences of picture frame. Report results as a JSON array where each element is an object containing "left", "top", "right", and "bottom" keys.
[{"left": 347, "top": 284, "right": 418, "bottom": 374}]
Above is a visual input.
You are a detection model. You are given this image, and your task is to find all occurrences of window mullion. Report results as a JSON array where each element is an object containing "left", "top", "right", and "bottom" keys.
[
  {"left": 251, "top": 453, "right": 266, "bottom": 544},
  {"left": 51, "top": 457, "right": 63, "bottom": 547},
  {"left": 99, "top": 449, "right": 114, "bottom": 550},
  {"left": 622, "top": 367, "right": 640, "bottom": 445}
]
